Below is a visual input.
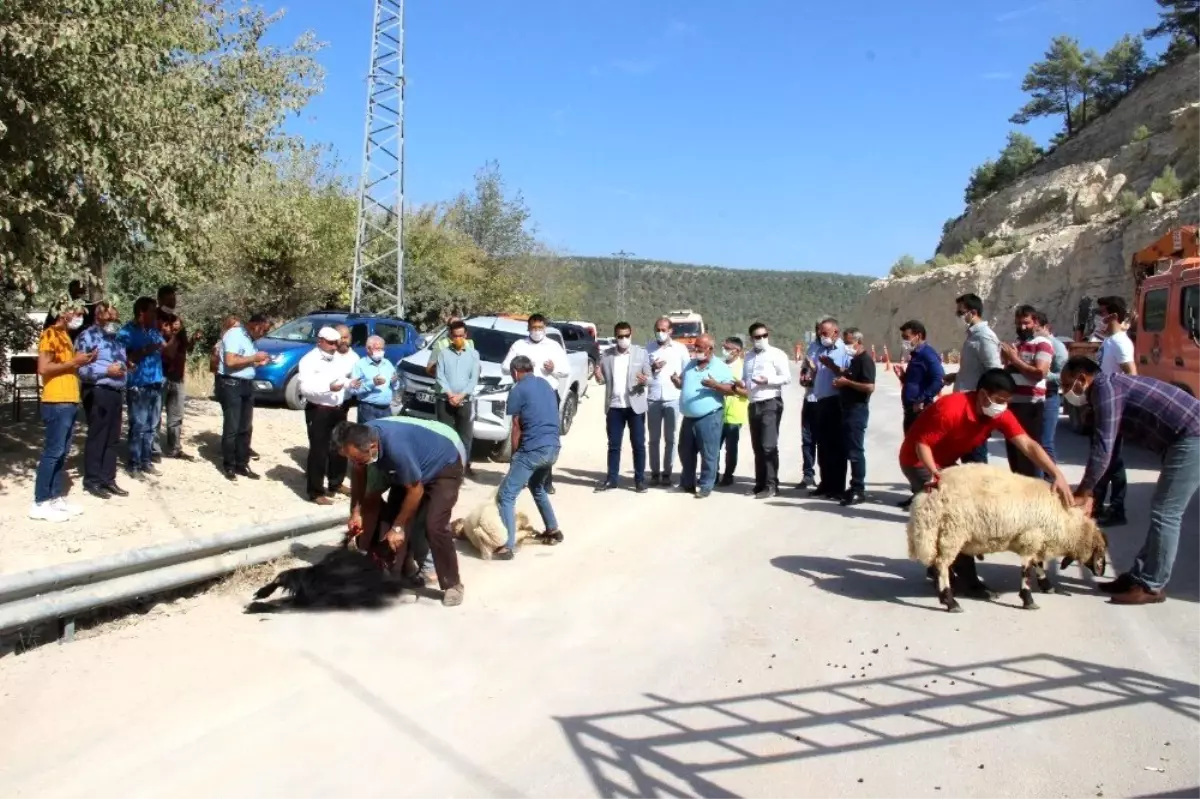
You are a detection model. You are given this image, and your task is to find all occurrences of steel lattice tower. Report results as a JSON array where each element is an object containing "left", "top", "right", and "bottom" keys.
[
  {"left": 351, "top": 0, "right": 405, "bottom": 315},
  {"left": 614, "top": 249, "right": 633, "bottom": 321}
]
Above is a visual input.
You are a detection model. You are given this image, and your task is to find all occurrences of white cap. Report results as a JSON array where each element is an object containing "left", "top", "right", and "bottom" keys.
[{"left": 317, "top": 326, "right": 340, "bottom": 342}]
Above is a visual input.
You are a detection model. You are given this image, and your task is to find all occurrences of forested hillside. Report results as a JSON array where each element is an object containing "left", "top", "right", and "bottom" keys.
[{"left": 572, "top": 257, "right": 872, "bottom": 347}]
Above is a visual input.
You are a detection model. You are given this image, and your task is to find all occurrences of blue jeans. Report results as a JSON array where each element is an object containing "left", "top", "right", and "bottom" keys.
[
  {"left": 1040, "top": 390, "right": 1060, "bottom": 465},
  {"left": 1129, "top": 436, "right": 1200, "bottom": 593},
  {"left": 35, "top": 402, "right": 78, "bottom": 503},
  {"left": 605, "top": 407, "right": 646, "bottom": 485},
  {"left": 647, "top": 399, "right": 679, "bottom": 477},
  {"left": 357, "top": 402, "right": 392, "bottom": 424},
  {"left": 499, "top": 445, "right": 560, "bottom": 550},
  {"left": 678, "top": 409, "right": 723, "bottom": 492},
  {"left": 127, "top": 385, "right": 163, "bottom": 470}
]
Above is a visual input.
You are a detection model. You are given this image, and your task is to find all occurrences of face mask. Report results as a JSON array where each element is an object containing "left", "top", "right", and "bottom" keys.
[
  {"left": 616, "top": 336, "right": 630, "bottom": 350},
  {"left": 103, "top": 321, "right": 120, "bottom": 336},
  {"left": 367, "top": 448, "right": 380, "bottom": 465},
  {"left": 67, "top": 316, "right": 84, "bottom": 331},
  {"left": 901, "top": 339, "right": 914, "bottom": 352},
  {"left": 529, "top": 330, "right": 545, "bottom": 343},
  {"left": 321, "top": 350, "right": 335, "bottom": 361},
  {"left": 1016, "top": 328, "right": 1033, "bottom": 342},
  {"left": 656, "top": 331, "right": 669, "bottom": 343},
  {"left": 723, "top": 349, "right": 737, "bottom": 362},
  {"left": 1064, "top": 381, "right": 1088, "bottom": 407},
  {"left": 979, "top": 394, "right": 1007, "bottom": 418},
  {"left": 820, "top": 336, "right": 834, "bottom": 348},
  {"left": 753, "top": 338, "right": 767, "bottom": 352},
  {"left": 369, "top": 351, "right": 383, "bottom": 363}
]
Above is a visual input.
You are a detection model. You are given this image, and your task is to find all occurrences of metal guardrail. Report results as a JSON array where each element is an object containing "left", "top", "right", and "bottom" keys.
[{"left": 0, "top": 508, "right": 348, "bottom": 643}]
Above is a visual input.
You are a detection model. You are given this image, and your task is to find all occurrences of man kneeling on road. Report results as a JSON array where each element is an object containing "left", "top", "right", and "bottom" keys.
[
  {"left": 494, "top": 355, "right": 564, "bottom": 560},
  {"left": 899, "top": 368, "right": 1072, "bottom": 595},
  {"left": 335, "top": 417, "right": 467, "bottom": 607}
]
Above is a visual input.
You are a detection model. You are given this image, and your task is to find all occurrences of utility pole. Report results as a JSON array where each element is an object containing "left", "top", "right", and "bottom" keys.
[
  {"left": 613, "top": 249, "right": 634, "bottom": 321},
  {"left": 351, "top": 0, "right": 405, "bottom": 316}
]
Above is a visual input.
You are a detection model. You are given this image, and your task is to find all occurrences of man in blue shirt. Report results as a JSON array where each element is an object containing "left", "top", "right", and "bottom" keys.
[
  {"left": 217, "top": 313, "right": 271, "bottom": 479},
  {"left": 77, "top": 302, "right": 130, "bottom": 498},
  {"left": 336, "top": 416, "right": 467, "bottom": 606},
  {"left": 897, "top": 320, "right": 945, "bottom": 432},
  {"left": 434, "top": 320, "right": 481, "bottom": 477},
  {"left": 671, "top": 334, "right": 736, "bottom": 498},
  {"left": 117, "top": 296, "right": 166, "bottom": 478},
  {"left": 809, "top": 317, "right": 852, "bottom": 499},
  {"left": 351, "top": 335, "right": 399, "bottom": 425},
  {"left": 494, "top": 355, "right": 563, "bottom": 559}
]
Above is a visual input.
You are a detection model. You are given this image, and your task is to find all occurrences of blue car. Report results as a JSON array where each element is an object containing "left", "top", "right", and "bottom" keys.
[{"left": 251, "top": 312, "right": 419, "bottom": 409}]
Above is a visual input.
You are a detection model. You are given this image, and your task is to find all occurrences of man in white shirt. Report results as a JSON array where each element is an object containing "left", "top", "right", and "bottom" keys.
[
  {"left": 593, "top": 321, "right": 652, "bottom": 492},
  {"left": 1093, "top": 295, "right": 1136, "bottom": 526},
  {"left": 738, "top": 321, "right": 792, "bottom": 498},
  {"left": 298, "top": 326, "right": 358, "bottom": 505},
  {"left": 502, "top": 313, "right": 568, "bottom": 492},
  {"left": 645, "top": 316, "right": 689, "bottom": 486}
]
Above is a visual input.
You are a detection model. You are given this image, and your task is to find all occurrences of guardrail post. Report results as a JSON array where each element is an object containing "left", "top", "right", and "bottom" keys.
[{"left": 58, "top": 616, "right": 75, "bottom": 644}]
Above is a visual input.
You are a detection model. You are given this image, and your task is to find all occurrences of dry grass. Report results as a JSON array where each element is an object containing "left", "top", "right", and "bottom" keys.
[{"left": 185, "top": 358, "right": 216, "bottom": 399}]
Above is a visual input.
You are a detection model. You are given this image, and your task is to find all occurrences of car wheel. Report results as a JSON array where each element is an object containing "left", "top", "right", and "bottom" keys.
[
  {"left": 284, "top": 373, "right": 306, "bottom": 411},
  {"left": 559, "top": 389, "right": 579, "bottom": 435},
  {"left": 491, "top": 436, "right": 513, "bottom": 464}
]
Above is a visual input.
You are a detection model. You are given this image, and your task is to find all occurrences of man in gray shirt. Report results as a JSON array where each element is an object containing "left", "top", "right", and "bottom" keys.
[
  {"left": 952, "top": 293, "right": 1001, "bottom": 463},
  {"left": 434, "top": 319, "right": 481, "bottom": 477}
]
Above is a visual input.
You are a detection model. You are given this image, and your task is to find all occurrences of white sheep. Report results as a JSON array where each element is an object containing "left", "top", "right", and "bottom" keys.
[
  {"left": 451, "top": 490, "right": 539, "bottom": 559},
  {"left": 907, "top": 464, "right": 1109, "bottom": 612}
]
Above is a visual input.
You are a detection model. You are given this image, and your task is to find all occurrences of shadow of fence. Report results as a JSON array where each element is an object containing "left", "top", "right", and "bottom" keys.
[{"left": 556, "top": 654, "right": 1199, "bottom": 798}]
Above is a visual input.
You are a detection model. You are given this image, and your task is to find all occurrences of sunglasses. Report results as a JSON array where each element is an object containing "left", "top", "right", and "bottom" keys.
[{"left": 751, "top": 333, "right": 768, "bottom": 340}]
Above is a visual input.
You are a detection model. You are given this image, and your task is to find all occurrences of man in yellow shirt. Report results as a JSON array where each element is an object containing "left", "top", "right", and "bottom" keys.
[
  {"left": 32, "top": 303, "right": 96, "bottom": 522},
  {"left": 720, "top": 336, "right": 748, "bottom": 487}
]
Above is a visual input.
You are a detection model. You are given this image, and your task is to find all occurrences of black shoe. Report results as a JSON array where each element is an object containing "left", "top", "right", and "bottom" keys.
[
  {"left": 142, "top": 464, "right": 164, "bottom": 477},
  {"left": 719, "top": 475, "right": 735, "bottom": 487},
  {"left": 840, "top": 492, "right": 866, "bottom": 506},
  {"left": 125, "top": 469, "right": 146, "bottom": 482},
  {"left": 235, "top": 466, "right": 261, "bottom": 480},
  {"left": 695, "top": 489, "right": 712, "bottom": 499},
  {"left": 168, "top": 451, "right": 197, "bottom": 462},
  {"left": 464, "top": 465, "right": 476, "bottom": 479},
  {"left": 223, "top": 469, "right": 237, "bottom": 481},
  {"left": 1098, "top": 509, "right": 1128, "bottom": 527},
  {"left": 84, "top": 484, "right": 111, "bottom": 499},
  {"left": 897, "top": 496, "right": 914, "bottom": 509},
  {"left": 249, "top": 449, "right": 260, "bottom": 460},
  {"left": 679, "top": 484, "right": 696, "bottom": 494},
  {"left": 650, "top": 473, "right": 661, "bottom": 486},
  {"left": 755, "top": 488, "right": 780, "bottom": 500},
  {"left": 103, "top": 483, "right": 129, "bottom": 497},
  {"left": 1096, "top": 573, "right": 1135, "bottom": 595},
  {"left": 809, "top": 485, "right": 828, "bottom": 498},
  {"left": 796, "top": 477, "right": 815, "bottom": 490},
  {"left": 546, "top": 484, "right": 556, "bottom": 495},
  {"left": 634, "top": 482, "right": 647, "bottom": 493},
  {"left": 594, "top": 481, "right": 617, "bottom": 492},
  {"left": 151, "top": 452, "right": 163, "bottom": 463}
]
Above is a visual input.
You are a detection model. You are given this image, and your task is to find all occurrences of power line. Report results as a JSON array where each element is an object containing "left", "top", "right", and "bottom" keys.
[{"left": 613, "top": 249, "right": 634, "bottom": 321}]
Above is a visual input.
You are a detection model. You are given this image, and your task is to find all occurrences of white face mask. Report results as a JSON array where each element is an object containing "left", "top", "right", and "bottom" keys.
[
  {"left": 753, "top": 337, "right": 767, "bottom": 352},
  {"left": 369, "top": 351, "right": 384, "bottom": 362},
  {"left": 654, "top": 331, "right": 669, "bottom": 343},
  {"left": 616, "top": 336, "right": 630, "bottom": 350},
  {"left": 979, "top": 394, "right": 1007, "bottom": 418},
  {"left": 529, "top": 330, "right": 545, "bottom": 343},
  {"left": 723, "top": 349, "right": 737, "bottom": 362},
  {"left": 103, "top": 321, "right": 120, "bottom": 336},
  {"left": 67, "top": 316, "right": 84, "bottom": 331},
  {"left": 820, "top": 336, "right": 834, "bottom": 348},
  {"left": 320, "top": 348, "right": 335, "bottom": 361},
  {"left": 901, "top": 339, "right": 914, "bottom": 352},
  {"left": 368, "top": 449, "right": 380, "bottom": 465},
  {"left": 1064, "top": 381, "right": 1089, "bottom": 407}
]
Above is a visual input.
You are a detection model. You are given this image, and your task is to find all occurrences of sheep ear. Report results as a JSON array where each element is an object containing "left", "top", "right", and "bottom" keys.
[{"left": 1060, "top": 556, "right": 1075, "bottom": 570}]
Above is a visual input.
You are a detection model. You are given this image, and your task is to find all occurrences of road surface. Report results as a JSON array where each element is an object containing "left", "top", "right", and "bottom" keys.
[{"left": 0, "top": 376, "right": 1196, "bottom": 798}]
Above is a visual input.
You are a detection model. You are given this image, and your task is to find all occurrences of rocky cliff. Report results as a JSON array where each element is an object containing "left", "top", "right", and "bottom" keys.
[{"left": 857, "top": 52, "right": 1200, "bottom": 354}]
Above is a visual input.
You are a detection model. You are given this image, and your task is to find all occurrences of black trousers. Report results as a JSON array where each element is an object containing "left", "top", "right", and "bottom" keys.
[
  {"left": 305, "top": 404, "right": 348, "bottom": 499},
  {"left": 902, "top": 402, "right": 922, "bottom": 433},
  {"left": 1005, "top": 402, "right": 1045, "bottom": 479},
  {"left": 721, "top": 423, "right": 740, "bottom": 479},
  {"left": 1094, "top": 434, "right": 1127, "bottom": 513},
  {"left": 843, "top": 402, "right": 869, "bottom": 494},
  {"left": 749, "top": 397, "right": 783, "bottom": 491},
  {"left": 815, "top": 396, "right": 847, "bottom": 495},
  {"left": 435, "top": 396, "right": 474, "bottom": 465},
  {"left": 217, "top": 376, "right": 254, "bottom": 472},
  {"left": 800, "top": 399, "right": 817, "bottom": 481},
  {"left": 84, "top": 385, "right": 122, "bottom": 487}
]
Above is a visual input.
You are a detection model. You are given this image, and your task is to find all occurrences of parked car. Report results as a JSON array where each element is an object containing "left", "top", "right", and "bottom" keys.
[
  {"left": 394, "top": 315, "right": 590, "bottom": 462},
  {"left": 553, "top": 321, "right": 601, "bottom": 371},
  {"left": 252, "top": 312, "right": 419, "bottom": 409}
]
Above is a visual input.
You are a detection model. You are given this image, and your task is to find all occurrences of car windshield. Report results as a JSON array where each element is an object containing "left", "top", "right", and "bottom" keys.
[
  {"left": 466, "top": 325, "right": 526, "bottom": 362},
  {"left": 266, "top": 317, "right": 326, "bottom": 342},
  {"left": 672, "top": 321, "right": 702, "bottom": 337}
]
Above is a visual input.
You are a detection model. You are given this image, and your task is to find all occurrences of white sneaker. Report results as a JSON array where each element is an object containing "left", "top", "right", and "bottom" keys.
[
  {"left": 29, "top": 501, "right": 70, "bottom": 522},
  {"left": 51, "top": 497, "right": 83, "bottom": 517}
]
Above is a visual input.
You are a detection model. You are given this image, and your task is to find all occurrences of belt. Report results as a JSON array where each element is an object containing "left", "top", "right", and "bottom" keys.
[
  {"left": 130, "top": 382, "right": 162, "bottom": 390},
  {"left": 94, "top": 384, "right": 125, "bottom": 392}
]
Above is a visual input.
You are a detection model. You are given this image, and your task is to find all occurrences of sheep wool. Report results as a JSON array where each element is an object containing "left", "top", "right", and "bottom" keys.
[
  {"left": 907, "top": 464, "right": 1108, "bottom": 612},
  {"left": 451, "top": 490, "right": 536, "bottom": 559}
]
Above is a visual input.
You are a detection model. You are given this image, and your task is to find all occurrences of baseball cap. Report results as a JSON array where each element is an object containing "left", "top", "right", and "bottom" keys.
[{"left": 317, "top": 326, "right": 341, "bottom": 343}]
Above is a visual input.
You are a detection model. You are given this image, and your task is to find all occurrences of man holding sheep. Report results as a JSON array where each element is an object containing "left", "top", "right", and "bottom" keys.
[
  {"left": 1061, "top": 357, "right": 1200, "bottom": 605},
  {"left": 898, "top": 368, "right": 1072, "bottom": 594}
]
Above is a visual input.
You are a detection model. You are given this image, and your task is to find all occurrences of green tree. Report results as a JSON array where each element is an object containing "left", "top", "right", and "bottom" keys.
[
  {"left": 1097, "top": 35, "right": 1149, "bottom": 106},
  {"left": 1010, "top": 36, "right": 1088, "bottom": 137},
  {"left": 447, "top": 161, "right": 536, "bottom": 260},
  {"left": 1144, "top": 0, "right": 1200, "bottom": 50},
  {"left": 0, "top": 0, "right": 322, "bottom": 366},
  {"left": 964, "top": 132, "right": 1044, "bottom": 204}
]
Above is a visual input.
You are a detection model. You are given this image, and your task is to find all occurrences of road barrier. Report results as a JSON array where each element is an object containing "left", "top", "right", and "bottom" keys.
[{"left": 0, "top": 508, "right": 347, "bottom": 643}]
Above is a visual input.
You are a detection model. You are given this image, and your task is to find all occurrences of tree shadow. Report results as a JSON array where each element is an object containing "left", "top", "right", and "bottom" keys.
[{"left": 556, "top": 654, "right": 1200, "bottom": 798}]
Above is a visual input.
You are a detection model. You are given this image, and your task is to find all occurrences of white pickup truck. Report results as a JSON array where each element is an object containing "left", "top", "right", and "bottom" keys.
[{"left": 393, "top": 315, "right": 590, "bottom": 462}]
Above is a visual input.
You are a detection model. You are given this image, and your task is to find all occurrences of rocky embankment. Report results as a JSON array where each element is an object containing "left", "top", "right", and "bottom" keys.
[{"left": 857, "top": 52, "right": 1200, "bottom": 353}]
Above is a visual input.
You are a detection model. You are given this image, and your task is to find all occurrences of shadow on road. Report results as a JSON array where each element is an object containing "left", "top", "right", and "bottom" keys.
[{"left": 556, "top": 654, "right": 1200, "bottom": 798}]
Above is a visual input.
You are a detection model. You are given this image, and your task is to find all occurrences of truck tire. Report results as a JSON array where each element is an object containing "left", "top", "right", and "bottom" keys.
[
  {"left": 560, "top": 388, "right": 579, "bottom": 435},
  {"left": 490, "top": 436, "right": 513, "bottom": 464},
  {"left": 284, "top": 373, "right": 306, "bottom": 411}
]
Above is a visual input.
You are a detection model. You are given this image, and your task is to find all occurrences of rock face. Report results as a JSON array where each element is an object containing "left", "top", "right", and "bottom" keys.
[{"left": 857, "top": 52, "right": 1200, "bottom": 355}]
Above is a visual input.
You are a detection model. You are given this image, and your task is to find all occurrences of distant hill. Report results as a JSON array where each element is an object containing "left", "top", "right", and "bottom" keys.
[{"left": 570, "top": 257, "right": 873, "bottom": 347}]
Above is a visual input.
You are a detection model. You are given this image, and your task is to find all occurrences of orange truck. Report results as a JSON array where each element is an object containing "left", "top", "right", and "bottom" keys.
[
  {"left": 1066, "top": 225, "right": 1199, "bottom": 432},
  {"left": 666, "top": 309, "right": 705, "bottom": 349}
]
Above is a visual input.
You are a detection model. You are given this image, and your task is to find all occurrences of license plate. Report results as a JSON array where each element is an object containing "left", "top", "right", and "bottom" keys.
[{"left": 415, "top": 391, "right": 435, "bottom": 404}]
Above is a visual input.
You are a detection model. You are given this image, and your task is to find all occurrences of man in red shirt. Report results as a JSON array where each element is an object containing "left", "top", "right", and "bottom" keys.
[{"left": 899, "top": 368, "right": 1072, "bottom": 594}]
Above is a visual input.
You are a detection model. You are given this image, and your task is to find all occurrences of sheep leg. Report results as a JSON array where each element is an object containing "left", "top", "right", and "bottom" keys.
[
  {"left": 1034, "top": 561, "right": 1071, "bottom": 595},
  {"left": 1019, "top": 559, "right": 1040, "bottom": 610},
  {"left": 935, "top": 559, "right": 962, "bottom": 613}
]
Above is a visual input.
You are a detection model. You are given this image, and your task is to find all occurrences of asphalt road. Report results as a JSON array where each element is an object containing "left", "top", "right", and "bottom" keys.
[{"left": 0, "top": 376, "right": 1196, "bottom": 798}]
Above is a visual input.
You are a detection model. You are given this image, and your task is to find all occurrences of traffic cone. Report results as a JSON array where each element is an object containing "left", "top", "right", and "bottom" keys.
[{"left": 882, "top": 344, "right": 890, "bottom": 363}]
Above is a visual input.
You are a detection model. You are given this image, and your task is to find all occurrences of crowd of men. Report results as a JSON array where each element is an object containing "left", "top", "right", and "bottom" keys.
[{"left": 29, "top": 288, "right": 1198, "bottom": 608}]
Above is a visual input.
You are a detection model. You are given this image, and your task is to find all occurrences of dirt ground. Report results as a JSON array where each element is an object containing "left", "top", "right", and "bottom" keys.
[{"left": 0, "top": 394, "right": 508, "bottom": 575}]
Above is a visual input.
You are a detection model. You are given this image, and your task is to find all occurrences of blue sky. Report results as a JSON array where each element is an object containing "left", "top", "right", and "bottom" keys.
[{"left": 266, "top": 0, "right": 1162, "bottom": 277}]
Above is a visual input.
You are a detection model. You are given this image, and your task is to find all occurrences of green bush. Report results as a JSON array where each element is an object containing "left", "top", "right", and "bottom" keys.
[
  {"left": 959, "top": 239, "right": 989, "bottom": 261},
  {"left": 987, "top": 235, "right": 1028, "bottom": 257},
  {"left": 930, "top": 253, "right": 954, "bottom": 268},
  {"left": 1150, "top": 165, "right": 1183, "bottom": 201},
  {"left": 1116, "top": 189, "right": 1142, "bottom": 216},
  {"left": 1130, "top": 124, "right": 1151, "bottom": 142},
  {"left": 889, "top": 254, "right": 932, "bottom": 278}
]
